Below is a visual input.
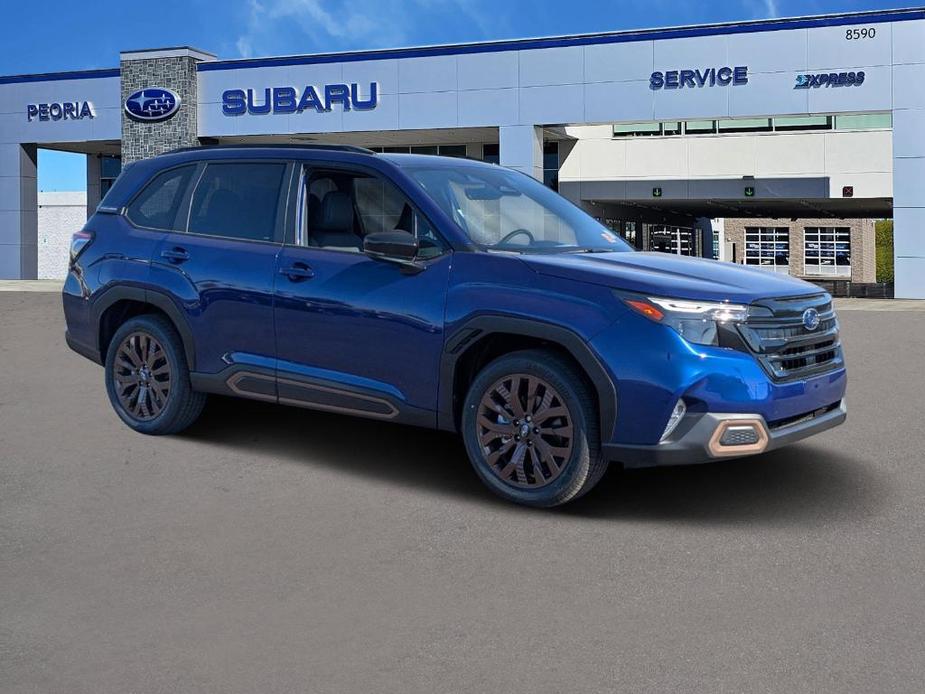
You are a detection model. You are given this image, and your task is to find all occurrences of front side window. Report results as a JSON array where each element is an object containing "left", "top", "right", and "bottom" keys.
[
  {"left": 188, "top": 162, "right": 287, "bottom": 242},
  {"left": 302, "top": 170, "right": 446, "bottom": 258},
  {"left": 126, "top": 165, "right": 195, "bottom": 230},
  {"left": 407, "top": 163, "right": 632, "bottom": 254}
]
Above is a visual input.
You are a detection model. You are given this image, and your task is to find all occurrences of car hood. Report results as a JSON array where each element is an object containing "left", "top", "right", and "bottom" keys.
[{"left": 521, "top": 251, "right": 822, "bottom": 303}]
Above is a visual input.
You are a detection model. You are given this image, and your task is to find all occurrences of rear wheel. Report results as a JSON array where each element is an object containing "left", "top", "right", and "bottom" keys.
[
  {"left": 105, "top": 315, "right": 206, "bottom": 435},
  {"left": 461, "top": 349, "right": 607, "bottom": 507}
]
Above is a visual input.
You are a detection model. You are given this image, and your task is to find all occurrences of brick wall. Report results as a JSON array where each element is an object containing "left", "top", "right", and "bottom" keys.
[{"left": 723, "top": 217, "right": 876, "bottom": 284}]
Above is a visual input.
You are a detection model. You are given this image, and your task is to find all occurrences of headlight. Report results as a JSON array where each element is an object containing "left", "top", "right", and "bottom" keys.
[{"left": 621, "top": 294, "right": 748, "bottom": 346}]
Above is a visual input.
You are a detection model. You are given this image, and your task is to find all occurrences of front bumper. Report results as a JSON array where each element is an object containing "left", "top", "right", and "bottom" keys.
[{"left": 603, "top": 399, "right": 846, "bottom": 468}]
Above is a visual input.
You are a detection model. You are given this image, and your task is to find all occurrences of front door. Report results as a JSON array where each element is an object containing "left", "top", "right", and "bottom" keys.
[{"left": 273, "top": 165, "right": 451, "bottom": 425}]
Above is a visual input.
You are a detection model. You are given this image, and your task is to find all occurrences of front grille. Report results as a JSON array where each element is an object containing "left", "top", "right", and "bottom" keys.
[{"left": 735, "top": 293, "right": 844, "bottom": 381}]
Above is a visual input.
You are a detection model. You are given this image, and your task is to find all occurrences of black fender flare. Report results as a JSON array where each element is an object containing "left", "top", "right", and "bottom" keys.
[
  {"left": 91, "top": 286, "right": 197, "bottom": 369},
  {"left": 438, "top": 315, "right": 617, "bottom": 441}
]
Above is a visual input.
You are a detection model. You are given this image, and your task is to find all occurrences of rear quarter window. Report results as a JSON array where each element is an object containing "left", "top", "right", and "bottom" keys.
[{"left": 125, "top": 165, "right": 196, "bottom": 230}]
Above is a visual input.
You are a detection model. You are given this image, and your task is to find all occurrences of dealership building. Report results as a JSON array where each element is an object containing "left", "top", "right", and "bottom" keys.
[{"left": 2, "top": 8, "right": 924, "bottom": 296}]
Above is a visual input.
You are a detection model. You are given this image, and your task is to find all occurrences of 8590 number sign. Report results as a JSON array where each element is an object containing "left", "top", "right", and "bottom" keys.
[{"left": 846, "top": 27, "right": 876, "bottom": 40}]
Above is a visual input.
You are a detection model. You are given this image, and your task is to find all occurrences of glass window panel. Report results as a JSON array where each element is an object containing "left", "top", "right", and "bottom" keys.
[
  {"left": 613, "top": 122, "right": 662, "bottom": 137},
  {"left": 717, "top": 118, "right": 772, "bottom": 133},
  {"left": 835, "top": 113, "right": 892, "bottom": 130},
  {"left": 438, "top": 145, "right": 467, "bottom": 158},
  {"left": 684, "top": 120, "right": 716, "bottom": 134},
  {"left": 804, "top": 227, "right": 850, "bottom": 276},
  {"left": 100, "top": 155, "right": 122, "bottom": 179},
  {"left": 743, "top": 227, "right": 790, "bottom": 273},
  {"left": 188, "top": 163, "right": 286, "bottom": 242},
  {"left": 661, "top": 122, "right": 682, "bottom": 135},
  {"left": 126, "top": 165, "right": 195, "bottom": 231},
  {"left": 543, "top": 142, "right": 559, "bottom": 169},
  {"left": 410, "top": 146, "right": 439, "bottom": 155},
  {"left": 773, "top": 116, "right": 831, "bottom": 131}
]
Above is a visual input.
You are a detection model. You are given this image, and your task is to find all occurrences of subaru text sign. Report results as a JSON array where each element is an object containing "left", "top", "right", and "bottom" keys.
[
  {"left": 124, "top": 87, "right": 181, "bottom": 122},
  {"left": 221, "top": 83, "right": 378, "bottom": 116},
  {"left": 650, "top": 66, "right": 748, "bottom": 90}
]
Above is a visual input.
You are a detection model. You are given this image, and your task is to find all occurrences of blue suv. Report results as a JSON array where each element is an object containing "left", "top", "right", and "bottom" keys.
[{"left": 63, "top": 145, "right": 847, "bottom": 507}]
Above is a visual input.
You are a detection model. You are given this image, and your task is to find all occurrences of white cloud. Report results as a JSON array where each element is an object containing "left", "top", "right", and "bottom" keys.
[{"left": 762, "top": 0, "right": 780, "bottom": 19}]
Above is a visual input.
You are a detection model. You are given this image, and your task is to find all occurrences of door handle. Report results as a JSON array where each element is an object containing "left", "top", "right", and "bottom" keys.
[
  {"left": 279, "top": 263, "right": 314, "bottom": 280},
  {"left": 161, "top": 247, "right": 190, "bottom": 263}
]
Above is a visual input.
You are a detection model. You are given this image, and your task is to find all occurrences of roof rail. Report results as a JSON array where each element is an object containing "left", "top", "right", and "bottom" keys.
[{"left": 165, "top": 143, "right": 377, "bottom": 155}]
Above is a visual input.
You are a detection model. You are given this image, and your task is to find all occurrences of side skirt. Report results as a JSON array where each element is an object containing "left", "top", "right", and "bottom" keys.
[{"left": 190, "top": 366, "right": 436, "bottom": 429}]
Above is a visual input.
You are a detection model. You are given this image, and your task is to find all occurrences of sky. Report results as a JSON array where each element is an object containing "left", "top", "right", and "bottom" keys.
[{"left": 3, "top": 0, "right": 911, "bottom": 191}]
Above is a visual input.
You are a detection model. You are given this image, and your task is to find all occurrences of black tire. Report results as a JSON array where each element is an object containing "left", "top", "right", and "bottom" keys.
[
  {"left": 461, "top": 349, "right": 608, "bottom": 507},
  {"left": 104, "top": 314, "right": 206, "bottom": 435}
]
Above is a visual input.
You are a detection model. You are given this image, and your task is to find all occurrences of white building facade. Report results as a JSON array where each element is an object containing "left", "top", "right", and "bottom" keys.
[{"left": 1, "top": 9, "right": 923, "bottom": 295}]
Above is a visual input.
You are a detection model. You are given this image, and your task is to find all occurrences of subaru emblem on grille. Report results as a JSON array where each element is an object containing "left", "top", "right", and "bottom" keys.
[{"left": 802, "top": 307, "right": 820, "bottom": 331}]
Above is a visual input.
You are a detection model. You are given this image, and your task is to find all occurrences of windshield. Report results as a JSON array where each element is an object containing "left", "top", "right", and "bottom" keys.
[{"left": 406, "top": 164, "right": 633, "bottom": 254}]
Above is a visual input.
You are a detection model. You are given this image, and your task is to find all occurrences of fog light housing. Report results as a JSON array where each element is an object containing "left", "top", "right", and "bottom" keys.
[
  {"left": 719, "top": 425, "right": 761, "bottom": 446},
  {"left": 660, "top": 399, "right": 687, "bottom": 442},
  {"left": 708, "top": 419, "right": 769, "bottom": 457}
]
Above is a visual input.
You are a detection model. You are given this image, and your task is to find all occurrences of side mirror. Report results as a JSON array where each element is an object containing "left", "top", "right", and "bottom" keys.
[{"left": 364, "top": 230, "right": 420, "bottom": 264}]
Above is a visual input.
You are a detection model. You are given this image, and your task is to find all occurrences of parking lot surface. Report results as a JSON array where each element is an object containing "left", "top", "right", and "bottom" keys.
[{"left": 1, "top": 292, "right": 923, "bottom": 693}]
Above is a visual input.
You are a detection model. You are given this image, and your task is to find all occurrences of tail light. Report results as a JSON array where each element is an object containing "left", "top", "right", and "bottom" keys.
[{"left": 69, "top": 229, "right": 94, "bottom": 265}]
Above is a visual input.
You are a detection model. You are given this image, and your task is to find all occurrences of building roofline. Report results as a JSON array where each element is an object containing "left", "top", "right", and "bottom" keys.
[
  {"left": 1, "top": 6, "right": 923, "bottom": 84},
  {"left": 120, "top": 46, "right": 217, "bottom": 62},
  {"left": 198, "top": 6, "right": 925, "bottom": 73},
  {"left": 0, "top": 67, "right": 120, "bottom": 85}
]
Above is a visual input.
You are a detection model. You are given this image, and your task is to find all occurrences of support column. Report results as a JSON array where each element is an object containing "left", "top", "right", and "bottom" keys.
[
  {"left": 499, "top": 125, "right": 543, "bottom": 180},
  {"left": 120, "top": 47, "right": 216, "bottom": 164},
  {"left": 0, "top": 144, "right": 37, "bottom": 279},
  {"left": 86, "top": 154, "right": 102, "bottom": 218},
  {"left": 892, "top": 21, "right": 925, "bottom": 299}
]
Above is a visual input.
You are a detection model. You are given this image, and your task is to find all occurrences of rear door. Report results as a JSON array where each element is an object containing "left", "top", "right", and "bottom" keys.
[
  {"left": 148, "top": 160, "right": 292, "bottom": 377},
  {"left": 272, "top": 162, "right": 451, "bottom": 423}
]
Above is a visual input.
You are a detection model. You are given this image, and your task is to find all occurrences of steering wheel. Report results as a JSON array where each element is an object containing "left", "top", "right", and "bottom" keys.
[{"left": 498, "top": 228, "right": 535, "bottom": 245}]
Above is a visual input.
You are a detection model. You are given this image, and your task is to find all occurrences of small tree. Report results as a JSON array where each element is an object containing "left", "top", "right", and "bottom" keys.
[{"left": 876, "top": 220, "right": 894, "bottom": 283}]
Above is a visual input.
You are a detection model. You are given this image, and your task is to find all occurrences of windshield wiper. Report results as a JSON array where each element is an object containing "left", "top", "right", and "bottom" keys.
[{"left": 563, "top": 248, "right": 616, "bottom": 254}]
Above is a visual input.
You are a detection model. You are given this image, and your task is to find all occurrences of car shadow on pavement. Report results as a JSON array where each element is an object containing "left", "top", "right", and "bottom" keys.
[
  {"left": 568, "top": 446, "right": 889, "bottom": 526},
  {"left": 187, "top": 396, "right": 889, "bottom": 526}
]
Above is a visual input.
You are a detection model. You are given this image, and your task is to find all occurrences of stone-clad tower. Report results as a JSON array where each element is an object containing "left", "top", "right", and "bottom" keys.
[{"left": 119, "top": 47, "right": 215, "bottom": 164}]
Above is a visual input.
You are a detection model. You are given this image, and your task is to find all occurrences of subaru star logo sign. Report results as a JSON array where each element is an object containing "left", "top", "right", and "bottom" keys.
[
  {"left": 124, "top": 87, "right": 181, "bottom": 122},
  {"left": 802, "top": 307, "right": 821, "bottom": 331}
]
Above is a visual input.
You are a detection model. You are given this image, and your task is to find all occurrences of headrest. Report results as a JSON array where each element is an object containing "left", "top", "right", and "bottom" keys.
[{"left": 316, "top": 191, "right": 354, "bottom": 232}]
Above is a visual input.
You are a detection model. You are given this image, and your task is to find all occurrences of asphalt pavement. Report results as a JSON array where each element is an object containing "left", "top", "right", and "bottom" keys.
[{"left": 1, "top": 291, "right": 923, "bottom": 693}]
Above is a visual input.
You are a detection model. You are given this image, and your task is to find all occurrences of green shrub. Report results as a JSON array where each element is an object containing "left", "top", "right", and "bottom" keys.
[{"left": 875, "top": 219, "right": 894, "bottom": 283}]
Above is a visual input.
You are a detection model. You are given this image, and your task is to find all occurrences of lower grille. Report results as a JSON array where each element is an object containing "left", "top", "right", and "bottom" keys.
[
  {"left": 768, "top": 401, "right": 842, "bottom": 430},
  {"left": 736, "top": 293, "right": 844, "bottom": 381}
]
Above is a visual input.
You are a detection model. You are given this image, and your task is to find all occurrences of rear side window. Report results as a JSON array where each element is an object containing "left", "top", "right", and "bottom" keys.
[
  {"left": 126, "top": 165, "right": 195, "bottom": 230},
  {"left": 188, "top": 162, "right": 286, "bottom": 242}
]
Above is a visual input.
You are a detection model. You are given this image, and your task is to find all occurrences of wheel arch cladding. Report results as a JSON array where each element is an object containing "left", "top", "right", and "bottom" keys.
[
  {"left": 93, "top": 287, "right": 196, "bottom": 370},
  {"left": 439, "top": 316, "right": 616, "bottom": 440}
]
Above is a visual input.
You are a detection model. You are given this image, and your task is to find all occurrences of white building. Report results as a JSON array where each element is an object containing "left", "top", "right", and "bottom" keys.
[{"left": 1, "top": 8, "right": 922, "bottom": 295}]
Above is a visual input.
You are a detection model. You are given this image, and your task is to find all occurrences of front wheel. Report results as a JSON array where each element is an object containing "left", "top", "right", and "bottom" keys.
[
  {"left": 104, "top": 314, "right": 206, "bottom": 435},
  {"left": 461, "top": 349, "right": 608, "bottom": 507}
]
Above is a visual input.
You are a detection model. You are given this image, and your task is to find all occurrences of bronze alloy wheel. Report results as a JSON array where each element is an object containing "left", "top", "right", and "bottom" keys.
[
  {"left": 476, "top": 373, "right": 575, "bottom": 489},
  {"left": 112, "top": 331, "right": 172, "bottom": 421}
]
